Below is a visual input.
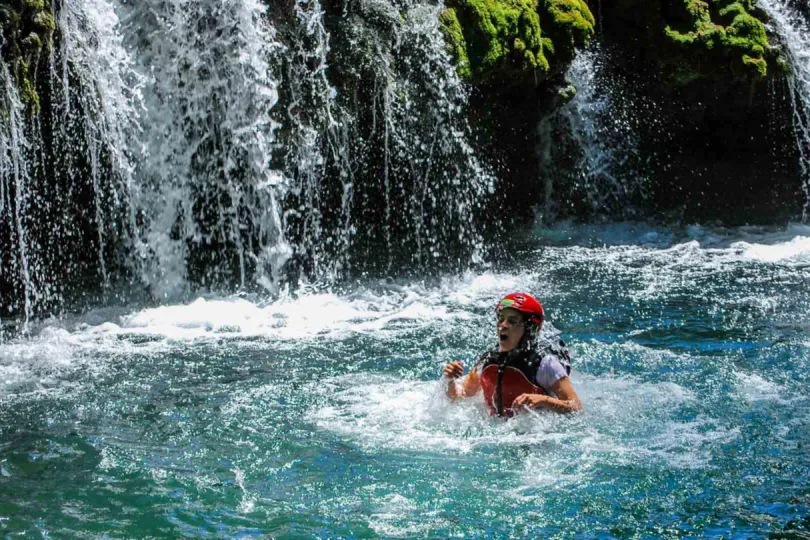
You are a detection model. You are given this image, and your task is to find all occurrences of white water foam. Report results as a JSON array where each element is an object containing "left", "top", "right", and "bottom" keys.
[
  {"left": 0, "top": 270, "right": 529, "bottom": 398},
  {"left": 44, "top": 271, "right": 531, "bottom": 343},
  {"left": 309, "top": 366, "right": 734, "bottom": 499},
  {"left": 734, "top": 371, "right": 798, "bottom": 405},
  {"left": 731, "top": 235, "right": 810, "bottom": 262},
  {"left": 1, "top": 218, "right": 807, "bottom": 399}
]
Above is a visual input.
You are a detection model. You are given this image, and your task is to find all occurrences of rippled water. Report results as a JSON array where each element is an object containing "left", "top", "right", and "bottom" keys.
[{"left": 1, "top": 224, "right": 809, "bottom": 536}]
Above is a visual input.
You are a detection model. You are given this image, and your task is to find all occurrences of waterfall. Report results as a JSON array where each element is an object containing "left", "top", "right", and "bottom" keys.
[
  {"left": 278, "top": 0, "right": 494, "bottom": 278},
  {"left": 3, "top": 0, "right": 142, "bottom": 328},
  {"left": 538, "top": 44, "right": 646, "bottom": 219},
  {"left": 759, "top": 0, "right": 810, "bottom": 220},
  {"left": 55, "top": 0, "right": 144, "bottom": 286},
  {"left": 1, "top": 0, "right": 494, "bottom": 327},
  {"left": 117, "top": 0, "right": 289, "bottom": 298},
  {"left": 278, "top": 0, "right": 354, "bottom": 281},
  {"left": 0, "top": 59, "right": 34, "bottom": 330},
  {"left": 0, "top": 0, "right": 143, "bottom": 330},
  {"left": 384, "top": 1, "right": 494, "bottom": 268}
]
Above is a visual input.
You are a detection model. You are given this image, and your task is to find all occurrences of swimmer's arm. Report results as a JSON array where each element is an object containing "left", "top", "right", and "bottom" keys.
[
  {"left": 512, "top": 376, "right": 582, "bottom": 413},
  {"left": 444, "top": 362, "right": 482, "bottom": 400}
]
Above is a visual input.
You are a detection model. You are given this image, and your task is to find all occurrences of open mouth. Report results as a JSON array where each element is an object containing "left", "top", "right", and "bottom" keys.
[{"left": 499, "top": 333, "right": 508, "bottom": 341}]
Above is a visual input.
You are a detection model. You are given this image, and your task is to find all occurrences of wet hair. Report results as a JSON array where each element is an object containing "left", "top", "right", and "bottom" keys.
[{"left": 520, "top": 319, "right": 540, "bottom": 350}]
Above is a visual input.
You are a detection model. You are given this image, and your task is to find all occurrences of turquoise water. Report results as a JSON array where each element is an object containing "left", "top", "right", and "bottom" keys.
[{"left": 1, "top": 223, "right": 809, "bottom": 537}]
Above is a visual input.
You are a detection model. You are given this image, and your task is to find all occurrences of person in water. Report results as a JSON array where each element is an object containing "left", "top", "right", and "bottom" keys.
[{"left": 443, "top": 293, "right": 582, "bottom": 416}]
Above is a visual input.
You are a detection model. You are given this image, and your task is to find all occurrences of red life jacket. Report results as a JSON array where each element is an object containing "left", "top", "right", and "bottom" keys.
[
  {"left": 478, "top": 348, "right": 547, "bottom": 417},
  {"left": 480, "top": 363, "right": 546, "bottom": 418}
]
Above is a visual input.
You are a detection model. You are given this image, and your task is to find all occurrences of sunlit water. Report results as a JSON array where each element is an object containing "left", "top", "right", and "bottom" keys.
[{"left": 1, "top": 223, "right": 809, "bottom": 536}]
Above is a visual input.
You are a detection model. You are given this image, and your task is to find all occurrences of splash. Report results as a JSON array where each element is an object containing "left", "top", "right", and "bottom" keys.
[
  {"left": 1, "top": 0, "right": 144, "bottom": 331},
  {"left": 538, "top": 45, "right": 648, "bottom": 219},
  {"left": 55, "top": 0, "right": 145, "bottom": 283}
]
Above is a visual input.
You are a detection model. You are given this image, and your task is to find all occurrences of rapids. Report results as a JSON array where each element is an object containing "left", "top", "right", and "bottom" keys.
[{"left": 1, "top": 223, "right": 808, "bottom": 536}]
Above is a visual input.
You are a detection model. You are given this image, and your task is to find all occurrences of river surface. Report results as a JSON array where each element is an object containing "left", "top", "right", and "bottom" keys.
[{"left": 1, "top": 223, "right": 809, "bottom": 537}]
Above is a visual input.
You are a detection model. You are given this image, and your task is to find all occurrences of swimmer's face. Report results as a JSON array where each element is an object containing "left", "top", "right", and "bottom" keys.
[{"left": 497, "top": 307, "right": 525, "bottom": 352}]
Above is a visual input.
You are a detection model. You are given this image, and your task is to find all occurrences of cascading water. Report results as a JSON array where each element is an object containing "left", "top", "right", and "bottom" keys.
[
  {"left": 759, "top": 0, "right": 810, "bottom": 220},
  {"left": 0, "top": 58, "right": 34, "bottom": 331},
  {"left": 276, "top": 0, "right": 353, "bottom": 281},
  {"left": 278, "top": 0, "right": 494, "bottom": 279},
  {"left": 1, "top": 0, "right": 143, "bottom": 332},
  {"left": 384, "top": 2, "right": 494, "bottom": 268},
  {"left": 538, "top": 44, "right": 647, "bottom": 220},
  {"left": 118, "top": 0, "right": 289, "bottom": 298},
  {"left": 375, "top": 1, "right": 493, "bottom": 268},
  {"left": 55, "top": 0, "right": 144, "bottom": 285},
  {"left": 2, "top": 0, "right": 495, "bottom": 327},
  {"left": 116, "top": 0, "right": 493, "bottom": 293}
]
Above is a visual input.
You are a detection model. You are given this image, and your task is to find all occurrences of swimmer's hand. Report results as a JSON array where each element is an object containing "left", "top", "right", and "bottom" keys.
[
  {"left": 443, "top": 361, "right": 464, "bottom": 379},
  {"left": 513, "top": 382, "right": 583, "bottom": 414},
  {"left": 512, "top": 393, "right": 549, "bottom": 410}
]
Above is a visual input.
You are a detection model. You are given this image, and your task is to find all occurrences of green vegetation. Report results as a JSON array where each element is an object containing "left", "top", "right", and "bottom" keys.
[
  {"left": 440, "top": 0, "right": 780, "bottom": 89},
  {"left": 0, "top": 0, "right": 55, "bottom": 113},
  {"left": 439, "top": 0, "right": 594, "bottom": 86},
  {"left": 545, "top": 0, "right": 595, "bottom": 53},
  {"left": 663, "top": 0, "right": 774, "bottom": 83},
  {"left": 439, "top": 9, "right": 472, "bottom": 79}
]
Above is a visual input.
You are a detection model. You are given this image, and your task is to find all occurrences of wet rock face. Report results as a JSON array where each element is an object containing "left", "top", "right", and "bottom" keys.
[
  {"left": 596, "top": 0, "right": 801, "bottom": 222},
  {"left": 438, "top": 0, "right": 802, "bottom": 224},
  {"left": 0, "top": 0, "right": 55, "bottom": 112}
]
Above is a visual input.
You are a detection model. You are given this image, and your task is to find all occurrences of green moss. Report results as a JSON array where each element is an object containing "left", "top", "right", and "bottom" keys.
[
  {"left": 557, "top": 81, "right": 577, "bottom": 102},
  {"left": 439, "top": 0, "right": 593, "bottom": 86},
  {"left": 13, "top": 57, "right": 41, "bottom": 112},
  {"left": 32, "top": 10, "right": 55, "bottom": 32},
  {"left": 544, "top": 0, "right": 595, "bottom": 52},
  {"left": 22, "top": 0, "right": 45, "bottom": 10},
  {"left": 741, "top": 54, "right": 767, "bottom": 77},
  {"left": 0, "top": 5, "right": 21, "bottom": 26},
  {"left": 775, "top": 54, "right": 790, "bottom": 73},
  {"left": 469, "top": 0, "right": 544, "bottom": 68},
  {"left": 663, "top": 0, "right": 772, "bottom": 84},
  {"left": 20, "top": 32, "right": 42, "bottom": 51},
  {"left": 439, "top": 8, "right": 472, "bottom": 79},
  {"left": 1, "top": 1, "right": 55, "bottom": 114},
  {"left": 684, "top": 0, "right": 711, "bottom": 21},
  {"left": 437, "top": 0, "right": 548, "bottom": 83}
]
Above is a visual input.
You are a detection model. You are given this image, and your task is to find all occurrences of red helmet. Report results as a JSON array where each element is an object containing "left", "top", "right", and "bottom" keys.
[{"left": 495, "top": 292, "right": 544, "bottom": 326}]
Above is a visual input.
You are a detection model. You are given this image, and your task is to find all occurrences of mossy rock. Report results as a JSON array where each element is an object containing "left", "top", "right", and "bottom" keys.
[
  {"left": 0, "top": 0, "right": 54, "bottom": 113},
  {"left": 545, "top": 0, "right": 595, "bottom": 55},
  {"left": 662, "top": 0, "right": 775, "bottom": 84},
  {"left": 440, "top": 0, "right": 594, "bottom": 87}
]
